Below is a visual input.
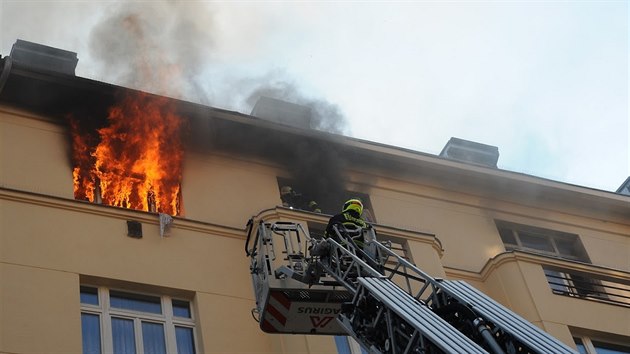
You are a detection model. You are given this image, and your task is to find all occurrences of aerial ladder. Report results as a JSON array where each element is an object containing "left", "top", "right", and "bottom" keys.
[{"left": 245, "top": 219, "right": 578, "bottom": 354}]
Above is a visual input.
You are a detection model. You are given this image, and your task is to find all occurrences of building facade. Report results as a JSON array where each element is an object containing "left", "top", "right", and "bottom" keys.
[{"left": 1, "top": 41, "right": 629, "bottom": 354}]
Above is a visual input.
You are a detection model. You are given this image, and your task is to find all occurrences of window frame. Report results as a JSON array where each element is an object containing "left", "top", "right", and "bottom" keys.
[
  {"left": 494, "top": 222, "right": 615, "bottom": 303},
  {"left": 276, "top": 177, "right": 376, "bottom": 221},
  {"left": 496, "top": 221, "right": 590, "bottom": 262},
  {"left": 80, "top": 285, "right": 197, "bottom": 354},
  {"left": 573, "top": 335, "right": 630, "bottom": 354}
]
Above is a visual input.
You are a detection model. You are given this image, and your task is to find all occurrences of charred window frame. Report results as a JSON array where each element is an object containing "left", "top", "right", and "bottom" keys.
[
  {"left": 87, "top": 182, "right": 183, "bottom": 215},
  {"left": 495, "top": 221, "right": 590, "bottom": 262}
]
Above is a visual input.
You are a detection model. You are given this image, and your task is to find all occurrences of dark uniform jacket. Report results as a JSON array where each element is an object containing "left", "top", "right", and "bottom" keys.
[{"left": 324, "top": 210, "right": 368, "bottom": 246}]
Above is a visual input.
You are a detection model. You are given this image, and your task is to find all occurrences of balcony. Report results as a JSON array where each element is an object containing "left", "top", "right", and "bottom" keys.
[
  {"left": 477, "top": 250, "right": 630, "bottom": 342},
  {"left": 544, "top": 266, "right": 630, "bottom": 308}
]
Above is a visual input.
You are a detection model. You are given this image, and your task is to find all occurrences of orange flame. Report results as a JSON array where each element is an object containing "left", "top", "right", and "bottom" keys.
[
  {"left": 70, "top": 118, "right": 97, "bottom": 203},
  {"left": 70, "top": 92, "right": 184, "bottom": 215}
]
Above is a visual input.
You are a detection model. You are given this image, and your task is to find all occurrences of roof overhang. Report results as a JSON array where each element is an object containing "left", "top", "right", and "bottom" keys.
[{"left": 1, "top": 54, "right": 628, "bottom": 225}]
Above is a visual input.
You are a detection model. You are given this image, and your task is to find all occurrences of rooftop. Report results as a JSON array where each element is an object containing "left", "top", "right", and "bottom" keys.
[{"left": 0, "top": 40, "right": 628, "bottom": 225}]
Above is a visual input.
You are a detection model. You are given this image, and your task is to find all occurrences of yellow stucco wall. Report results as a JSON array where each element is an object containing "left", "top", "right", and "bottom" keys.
[
  {"left": 0, "top": 192, "right": 274, "bottom": 352},
  {"left": 0, "top": 263, "right": 81, "bottom": 353},
  {"left": 1, "top": 105, "right": 629, "bottom": 353},
  {"left": 182, "top": 152, "right": 283, "bottom": 228},
  {"left": 362, "top": 175, "right": 630, "bottom": 274},
  {"left": 0, "top": 108, "right": 73, "bottom": 198}
]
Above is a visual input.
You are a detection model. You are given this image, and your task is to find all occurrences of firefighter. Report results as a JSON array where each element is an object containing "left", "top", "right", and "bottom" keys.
[
  {"left": 280, "top": 185, "right": 322, "bottom": 213},
  {"left": 280, "top": 185, "right": 299, "bottom": 208},
  {"left": 324, "top": 198, "right": 369, "bottom": 247},
  {"left": 306, "top": 200, "right": 322, "bottom": 213}
]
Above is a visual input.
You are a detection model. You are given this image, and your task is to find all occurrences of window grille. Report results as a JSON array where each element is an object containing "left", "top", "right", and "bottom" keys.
[{"left": 543, "top": 267, "right": 630, "bottom": 308}]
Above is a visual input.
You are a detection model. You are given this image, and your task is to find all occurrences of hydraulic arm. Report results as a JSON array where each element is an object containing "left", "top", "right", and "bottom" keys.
[{"left": 246, "top": 220, "right": 578, "bottom": 354}]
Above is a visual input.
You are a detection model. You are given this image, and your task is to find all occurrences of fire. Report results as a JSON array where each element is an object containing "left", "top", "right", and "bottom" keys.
[
  {"left": 70, "top": 118, "right": 98, "bottom": 203},
  {"left": 70, "top": 92, "right": 184, "bottom": 215}
]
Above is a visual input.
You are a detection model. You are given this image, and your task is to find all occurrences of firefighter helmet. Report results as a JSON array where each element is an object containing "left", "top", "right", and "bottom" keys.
[
  {"left": 280, "top": 186, "right": 293, "bottom": 196},
  {"left": 342, "top": 198, "right": 363, "bottom": 215}
]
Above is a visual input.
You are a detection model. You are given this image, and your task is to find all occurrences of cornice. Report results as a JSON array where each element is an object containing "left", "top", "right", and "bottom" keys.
[
  {"left": 0, "top": 187, "right": 245, "bottom": 240},
  {"left": 445, "top": 251, "right": 630, "bottom": 283}
]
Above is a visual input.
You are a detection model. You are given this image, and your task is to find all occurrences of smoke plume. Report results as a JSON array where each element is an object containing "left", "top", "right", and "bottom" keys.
[
  {"left": 85, "top": 2, "right": 352, "bottom": 213},
  {"left": 244, "top": 75, "right": 348, "bottom": 135},
  {"left": 88, "top": 2, "right": 214, "bottom": 103}
]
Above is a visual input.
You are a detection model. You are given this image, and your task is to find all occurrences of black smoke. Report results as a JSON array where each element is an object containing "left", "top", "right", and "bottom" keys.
[
  {"left": 88, "top": 2, "right": 214, "bottom": 103},
  {"left": 87, "top": 2, "right": 352, "bottom": 213},
  {"left": 240, "top": 74, "right": 351, "bottom": 212},
  {"left": 244, "top": 76, "right": 348, "bottom": 134}
]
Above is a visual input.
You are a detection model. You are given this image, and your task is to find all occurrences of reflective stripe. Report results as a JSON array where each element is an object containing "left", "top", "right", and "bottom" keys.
[{"left": 342, "top": 213, "right": 367, "bottom": 228}]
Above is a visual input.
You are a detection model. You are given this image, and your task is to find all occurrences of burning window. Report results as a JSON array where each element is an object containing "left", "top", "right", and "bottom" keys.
[{"left": 70, "top": 92, "right": 185, "bottom": 216}]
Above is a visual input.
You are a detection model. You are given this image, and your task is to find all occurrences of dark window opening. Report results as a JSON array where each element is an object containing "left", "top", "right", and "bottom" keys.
[{"left": 277, "top": 177, "right": 376, "bottom": 222}]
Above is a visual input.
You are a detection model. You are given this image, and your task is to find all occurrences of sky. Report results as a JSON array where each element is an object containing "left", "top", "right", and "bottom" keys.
[{"left": 1, "top": 0, "right": 628, "bottom": 192}]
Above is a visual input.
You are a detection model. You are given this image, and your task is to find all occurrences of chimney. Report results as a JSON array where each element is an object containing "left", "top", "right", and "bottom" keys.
[
  {"left": 440, "top": 137, "right": 499, "bottom": 168},
  {"left": 251, "top": 96, "right": 312, "bottom": 129},
  {"left": 10, "top": 39, "right": 78, "bottom": 75}
]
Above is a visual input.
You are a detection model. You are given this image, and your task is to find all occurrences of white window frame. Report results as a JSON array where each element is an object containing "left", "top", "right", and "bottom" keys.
[{"left": 80, "top": 286, "right": 197, "bottom": 354}]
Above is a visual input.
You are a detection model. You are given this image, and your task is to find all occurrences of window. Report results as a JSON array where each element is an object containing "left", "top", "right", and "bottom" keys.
[
  {"left": 277, "top": 178, "right": 376, "bottom": 221},
  {"left": 496, "top": 221, "right": 590, "bottom": 262},
  {"left": 80, "top": 286, "right": 196, "bottom": 354},
  {"left": 496, "top": 223, "right": 630, "bottom": 307},
  {"left": 574, "top": 336, "right": 630, "bottom": 354},
  {"left": 335, "top": 336, "right": 368, "bottom": 354}
]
